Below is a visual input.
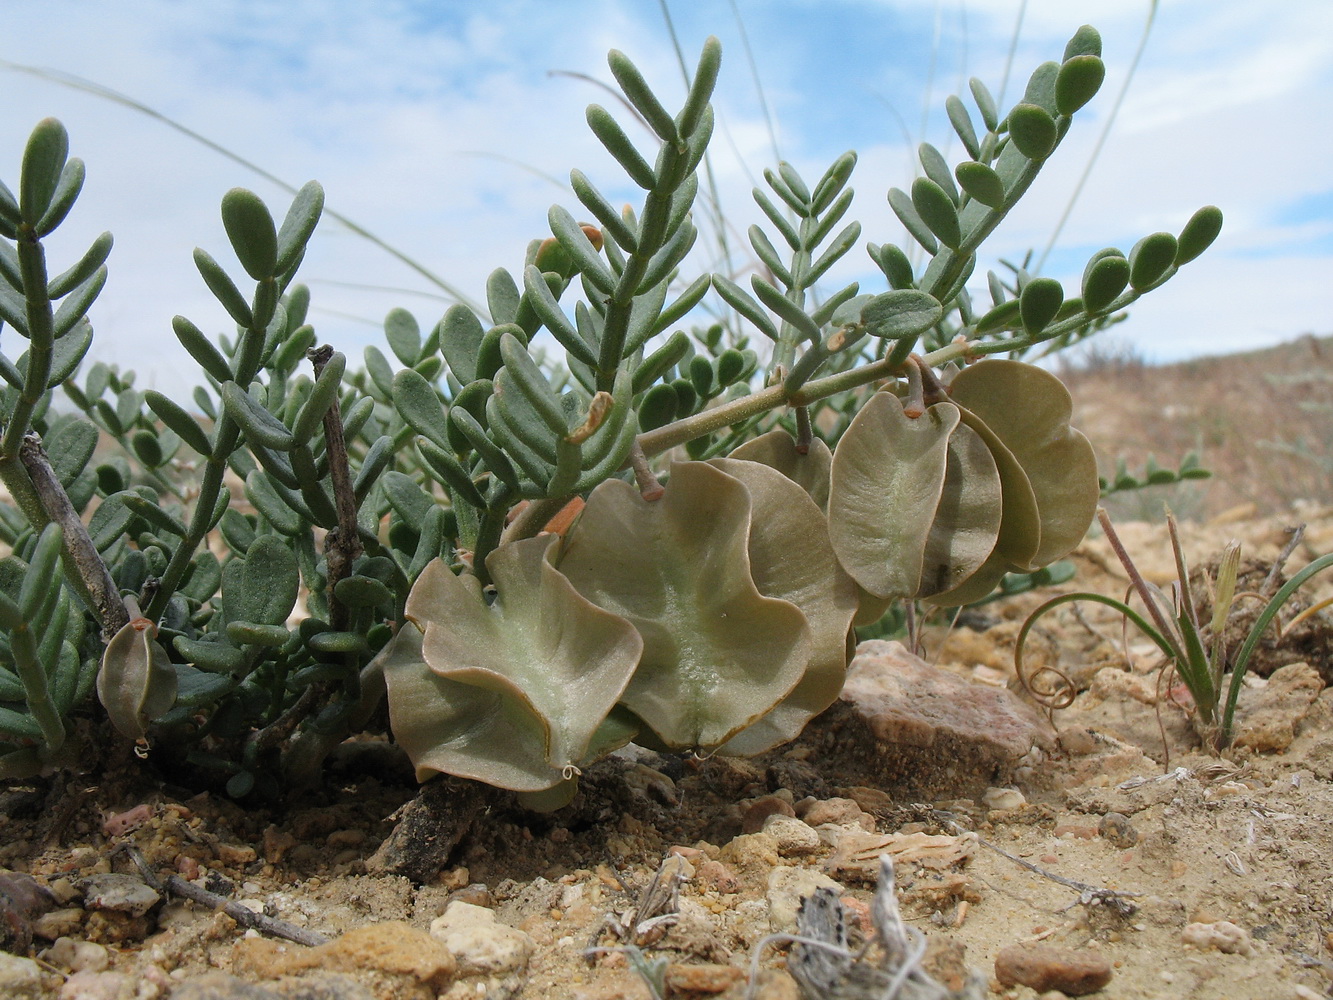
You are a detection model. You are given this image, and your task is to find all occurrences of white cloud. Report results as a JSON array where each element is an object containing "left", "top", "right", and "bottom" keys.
[{"left": 0, "top": 0, "right": 1328, "bottom": 392}]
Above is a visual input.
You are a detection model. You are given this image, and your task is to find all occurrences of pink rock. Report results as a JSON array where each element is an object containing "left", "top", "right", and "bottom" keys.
[
  {"left": 101, "top": 804, "right": 153, "bottom": 838},
  {"left": 797, "top": 640, "right": 1055, "bottom": 799},
  {"left": 994, "top": 943, "right": 1112, "bottom": 995}
]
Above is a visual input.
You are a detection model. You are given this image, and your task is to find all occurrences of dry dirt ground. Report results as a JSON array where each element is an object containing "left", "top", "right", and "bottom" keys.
[{"left": 2, "top": 338, "right": 1333, "bottom": 1000}]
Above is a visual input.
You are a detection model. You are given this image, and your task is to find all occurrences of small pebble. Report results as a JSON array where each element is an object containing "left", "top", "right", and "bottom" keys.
[
  {"left": 0, "top": 952, "right": 43, "bottom": 1000},
  {"left": 429, "top": 900, "right": 534, "bottom": 976},
  {"left": 994, "top": 943, "right": 1112, "bottom": 996},
  {"left": 79, "top": 874, "right": 160, "bottom": 917},
  {"left": 59, "top": 969, "right": 137, "bottom": 1000},
  {"left": 1181, "top": 920, "right": 1252, "bottom": 955},
  {"left": 761, "top": 814, "right": 821, "bottom": 856},
  {"left": 799, "top": 797, "right": 876, "bottom": 831},
  {"left": 696, "top": 860, "right": 741, "bottom": 894},
  {"left": 665, "top": 962, "right": 744, "bottom": 994},
  {"left": 983, "top": 787, "right": 1026, "bottom": 811},
  {"left": 45, "top": 936, "right": 109, "bottom": 973},
  {"left": 1098, "top": 812, "right": 1139, "bottom": 848}
]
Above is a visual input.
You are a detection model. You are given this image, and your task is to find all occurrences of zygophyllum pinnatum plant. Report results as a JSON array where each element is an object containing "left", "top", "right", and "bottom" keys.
[{"left": 0, "top": 25, "right": 1225, "bottom": 806}]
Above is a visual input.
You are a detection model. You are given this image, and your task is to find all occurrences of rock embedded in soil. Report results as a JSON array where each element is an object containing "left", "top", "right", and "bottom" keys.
[
  {"left": 798, "top": 640, "right": 1056, "bottom": 799},
  {"left": 232, "top": 920, "right": 454, "bottom": 997},
  {"left": 1181, "top": 919, "right": 1253, "bottom": 955},
  {"left": 766, "top": 867, "right": 844, "bottom": 933},
  {"left": 993, "top": 942, "right": 1113, "bottom": 996},
  {"left": 1234, "top": 661, "right": 1325, "bottom": 752},
  {"left": 0, "top": 951, "right": 43, "bottom": 999},
  {"left": 79, "top": 874, "right": 160, "bottom": 917},
  {"left": 429, "top": 900, "right": 534, "bottom": 977}
]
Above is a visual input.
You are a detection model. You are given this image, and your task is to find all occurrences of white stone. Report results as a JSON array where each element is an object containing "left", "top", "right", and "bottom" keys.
[
  {"left": 430, "top": 900, "right": 534, "bottom": 976},
  {"left": 0, "top": 952, "right": 43, "bottom": 1000},
  {"left": 765, "top": 866, "right": 844, "bottom": 933},
  {"left": 761, "top": 814, "right": 822, "bottom": 856},
  {"left": 1181, "top": 920, "right": 1252, "bottom": 955},
  {"left": 45, "top": 937, "right": 109, "bottom": 973},
  {"left": 982, "top": 786, "right": 1026, "bottom": 810}
]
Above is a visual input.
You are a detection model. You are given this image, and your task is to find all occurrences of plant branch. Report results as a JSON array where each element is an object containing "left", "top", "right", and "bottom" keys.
[{"left": 19, "top": 434, "right": 128, "bottom": 641}]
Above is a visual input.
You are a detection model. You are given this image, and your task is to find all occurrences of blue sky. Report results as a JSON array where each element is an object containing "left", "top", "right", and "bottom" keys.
[{"left": 3, "top": 0, "right": 1331, "bottom": 388}]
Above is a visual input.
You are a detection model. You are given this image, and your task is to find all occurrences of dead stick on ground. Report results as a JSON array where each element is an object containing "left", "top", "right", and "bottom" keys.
[{"left": 116, "top": 845, "right": 329, "bottom": 947}]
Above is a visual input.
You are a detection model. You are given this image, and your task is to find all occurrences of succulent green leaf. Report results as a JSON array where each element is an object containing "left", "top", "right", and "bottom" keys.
[
  {"left": 19, "top": 118, "right": 68, "bottom": 226},
  {"left": 226, "top": 621, "right": 290, "bottom": 648},
  {"left": 499, "top": 332, "right": 568, "bottom": 436},
  {"left": 173, "top": 316, "right": 233, "bottom": 383},
  {"left": 1081, "top": 253, "right": 1130, "bottom": 313},
  {"left": 869, "top": 243, "right": 915, "bottom": 290},
  {"left": 145, "top": 389, "right": 213, "bottom": 456},
  {"left": 1007, "top": 103, "right": 1058, "bottom": 160},
  {"left": 709, "top": 458, "right": 857, "bottom": 755},
  {"left": 887, "top": 187, "right": 939, "bottom": 255},
  {"left": 948, "top": 360, "right": 1099, "bottom": 569},
  {"left": 637, "top": 383, "right": 678, "bottom": 431},
  {"left": 290, "top": 351, "right": 345, "bottom": 446},
  {"left": 1064, "top": 24, "right": 1102, "bottom": 60},
  {"left": 586, "top": 105, "right": 657, "bottom": 190},
  {"left": 945, "top": 96, "right": 981, "bottom": 160},
  {"left": 915, "top": 422, "right": 1002, "bottom": 598},
  {"left": 53, "top": 266, "right": 107, "bottom": 338},
  {"left": 549, "top": 205, "right": 615, "bottom": 296},
  {"left": 677, "top": 35, "right": 722, "bottom": 138},
  {"left": 47, "top": 418, "right": 99, "bottom": 488},
  {"left": 48, "top": 231, "right": 112, "bottom": 299},
  {"left": 828, "top": 393, "right": 957, "bottom": 599},
  {"left": 1128, "top": 232, "right": 1179, "bottom": 290},
  {"left": 384, "top": 308, "right": 421, "bottom": 367},
  {"left": 417, "top": 438, "right": 485, "bottom": 510},
  {"left": 558, "top": 463, "right": 812, "bottom": 750},
  {"left": 1175, "top": 206, "right": 1223, "bottom": 266},
  {"left": 440, "top": 304, "right": 484, "bottom": 386},
  {"left": 46, "top": 318, "right": 93, "bottom": 388},
  {"left": 130, "top": 430, "right": 165, "bottom": 469},
  {"left": 1019, "top": 277, "right": 1064, "bottom": 336},
  {"left": 382, "top": 470, "right": 436, "bottom": 527},
  {"left": 244, "top": 470, "right": 306, "bottom": 535},
  {"left": 381, "top": 536, "right": 643, "bottom": 790},
  {"left": 954, "top": 161, "right": 1005, "bottom": 208},
  {"left": 631, "top": 330, "right": 690, "bottom": 395},
  {"left": 608, "top": 49, "right": 679, "bottom": 144},
  {"left": 119, "top": 492, "right": 187, "bottom": 537},
  {"left": 1056, "top": 55, "right": 1105, "bottom": 115},
  {"left": 221, "top": 381, "right": 294, "bottom": 450},
  {"left": 392, "top": 368, "right": 451, "bottom": 453},
  {"left": 810, "top": 151, "right": 857, "bottom": 215},
  {"left": 521, "top": 265, "right": 599, "bottom": 369},
  {"left": 221, "top": 534, "right": 300, "bottom": 628},
  {"left": 334, "top": 575, "right": 395, "bottom": 610},
  {"left": 274, "top": 181, "right": 324, "bottom": 277},
  {"left": 711, "top": 275, "right": 778, "bottom": 342},
  {"left": 193, "top": 248, "right": 253, "bottom": 328},
  {"left": 221, "top": 188, "right": 278, "bottom": 281},
  {"left": 173, "top": 635, "right": 245, "bottom": 674},
  {"left": 969, "top": 78, "right": 999, "bottom": 132},
  {"left": 911, "top": 177, "right": 961, "bottom": 249},
  {"left": 98, "top": 617, "right": 177, "bottom": 740},
  {"left": 486, "top": 268, "right": 521, "bottom": 327},
  {"left": 860, "top": 289, "right": 944, "bottom": 341}
]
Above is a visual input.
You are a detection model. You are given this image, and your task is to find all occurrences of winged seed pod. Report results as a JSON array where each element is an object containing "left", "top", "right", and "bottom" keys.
[
  {"left": 828, "top": 361, "right": 1097, "bottom": 607},
  {"left": 376, "top": 535, "right": 643, "bottom": 792}
]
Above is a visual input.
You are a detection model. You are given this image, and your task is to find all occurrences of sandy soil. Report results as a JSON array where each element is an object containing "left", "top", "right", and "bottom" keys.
[{"left": 2, "top": 504, "right": 1332, "bottom": 1000}]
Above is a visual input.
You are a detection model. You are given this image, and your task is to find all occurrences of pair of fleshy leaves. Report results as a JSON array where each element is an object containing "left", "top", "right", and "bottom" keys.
[
  {"left": 828, "top": 359, "right": 1099, "bottom": 606},
  {"left": 377, "top": 457, "right": 858, "bottom": 794}
]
